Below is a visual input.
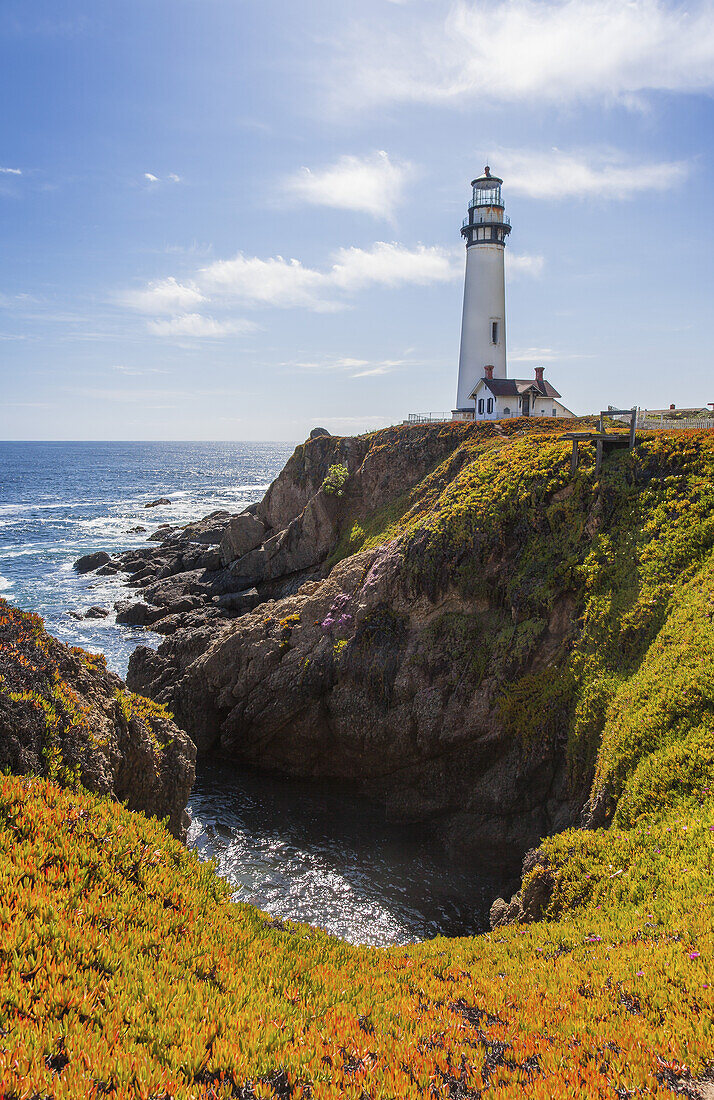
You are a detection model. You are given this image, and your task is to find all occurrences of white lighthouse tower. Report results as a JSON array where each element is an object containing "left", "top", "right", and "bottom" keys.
[{"left": 454, "top": 167, "right": 511, "bottom": 414}]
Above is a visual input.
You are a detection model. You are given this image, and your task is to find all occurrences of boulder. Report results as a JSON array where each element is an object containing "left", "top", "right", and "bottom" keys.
[
  {"left": 144, "top": 498, "right": 172, "bottom": 508},
  {"left": 180, "top": 511, "right": 234, "bottom": 545},
  {"left": 214, "top": 588, "right": 261, "bottom": 613},
  {"left": 310, "top": 426, "right": 332, "bottom": 439},
  {"left": 148, "top": 524, "right": 176, "bottom": 542},
  {"left": 84, "top": 606, "right": 110, "bottom": 619},
  {"left": 219, "top": 513, "right": 267, "bottom": 567},
  {"left": 115, "top": 600, "right": 167, "bottom": 627},
  {"left": 128, "top": 564, "right": 157, "bottom": 582},
  {"left": 166, "top": 596, "right": 203, "bottom": 615},
  {"left": 197, "top": 548, "right": 221, "bottom": 571},
  {"left": 127, "top": 525, "right": 147, "bottom": 534},
  {"left": 74, "top": 551, "right": 111, "bottom": 574},
  {"left": 226, "top": 546, "right": 268, "bottom": 588},
  {"left": 96, "top": 563, "right": 120, "bottom": 576}
]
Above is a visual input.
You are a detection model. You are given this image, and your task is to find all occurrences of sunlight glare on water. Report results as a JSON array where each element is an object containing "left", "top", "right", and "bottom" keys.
[{"left": 188, "top": 763, "right": 506, "bottom": 946}]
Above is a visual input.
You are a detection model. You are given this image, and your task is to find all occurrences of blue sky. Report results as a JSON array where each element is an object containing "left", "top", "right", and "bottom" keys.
[{"left": 1, "top": 0, "right": 713, "bottom": 440}]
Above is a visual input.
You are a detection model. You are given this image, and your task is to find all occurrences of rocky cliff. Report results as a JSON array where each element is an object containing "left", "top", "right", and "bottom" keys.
[
  {"left": 76, "top": 418, "right": 714, "bottom": 868},
  {"left": 0, "top": 599, "right": 195, "bottom": 838}
]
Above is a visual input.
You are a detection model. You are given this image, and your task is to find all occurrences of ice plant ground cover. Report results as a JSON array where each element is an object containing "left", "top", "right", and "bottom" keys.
[
  {"left": 2, "top": 423, "right": 714, "bottom": 1097},
  {"left": 0, "top": 775, "right": 712, "bottom": 1098}
]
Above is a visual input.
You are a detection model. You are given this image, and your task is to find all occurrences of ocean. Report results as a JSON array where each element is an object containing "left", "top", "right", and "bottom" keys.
[{"left": 0, "top": 440, "right": 505, "bottom": 944}]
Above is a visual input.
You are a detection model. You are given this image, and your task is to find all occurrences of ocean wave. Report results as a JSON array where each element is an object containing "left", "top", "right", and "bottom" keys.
[
  {"left": 0, "top": 501, "right": 93, "bottom": 515},
  {"left": 0, "top": 575, "right": 13, "bottom": 591},
  {"left": 0, "top": 547, "right": 48, "bottom": 560}
]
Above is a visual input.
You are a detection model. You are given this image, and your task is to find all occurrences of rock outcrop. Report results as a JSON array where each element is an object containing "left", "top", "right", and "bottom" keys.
[
  {"left": 489, "top": 848, "right": 554, "bottom": 928},
  {"left": 123, "top": 420, "right": 589, "bottom": 865},
  {"left": 76, "top": 417, "right": 714, "bottom": 872},
  {"left": 219, "top": 513, "right": 266, "bottom": 567},
  {"left": 74, "top": 550, "right": 111, "bottom": 573},
  {"left": 0, "top": 599, "right": 195, "bottom": 838}
]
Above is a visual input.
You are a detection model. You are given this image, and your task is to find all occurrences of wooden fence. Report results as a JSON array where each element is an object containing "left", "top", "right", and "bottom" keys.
[{"left": 636, "top": 417, "right": 714, "bottom": 431}]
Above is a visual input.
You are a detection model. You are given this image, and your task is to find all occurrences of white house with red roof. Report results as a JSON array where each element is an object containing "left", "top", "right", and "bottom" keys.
[{"left": 468, "top": 365, "right": 574, "bottom": 421}]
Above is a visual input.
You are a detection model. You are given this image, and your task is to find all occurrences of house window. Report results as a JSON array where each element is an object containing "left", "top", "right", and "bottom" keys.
[
  {"left": 478, "top": 398, "right": 484, "bottom": 414},
  {"left": 487, "top": 397, "right": 493, "bottom": 414},
  {"left": 552, "top": 408, "right": 557, "bottom": 417},
  {"left": 503, "top": 406, "right": 510, "bottom": 416},
  {"left": 491, "top": 321, "right": 499, "bottom": 345}
]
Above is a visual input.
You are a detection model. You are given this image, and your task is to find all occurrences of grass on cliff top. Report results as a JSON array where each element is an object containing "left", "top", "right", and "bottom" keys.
[
  {"left": 328, "top": 418, "right": 586, "bottom": 569},
  {"left": 1, "top": 774, "right": 712, "bottom": 1099}
]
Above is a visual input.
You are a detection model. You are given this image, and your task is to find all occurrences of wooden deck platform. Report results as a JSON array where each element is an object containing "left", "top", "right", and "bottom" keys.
[{"left": 561, "top": 410, "right": 637, "bottom": 475}]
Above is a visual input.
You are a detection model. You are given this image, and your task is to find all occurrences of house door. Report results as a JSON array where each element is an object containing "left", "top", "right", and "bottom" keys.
[{"left": 522, "top": 394, "right": 530, "bottom": 416}]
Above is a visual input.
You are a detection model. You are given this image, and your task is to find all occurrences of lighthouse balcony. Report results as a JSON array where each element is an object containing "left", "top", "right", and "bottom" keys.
[{"left": 462, "top": 212, "right": 511, "bottom": 229}]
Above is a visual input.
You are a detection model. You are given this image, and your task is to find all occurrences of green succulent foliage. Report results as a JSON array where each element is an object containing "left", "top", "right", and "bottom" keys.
[{"left": 321, "top": 463, "right": 349, "bottom": 497}]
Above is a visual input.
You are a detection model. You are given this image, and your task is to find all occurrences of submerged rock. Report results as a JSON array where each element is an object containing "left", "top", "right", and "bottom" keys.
[
  {"left": 84, "top": 605, "right": 110, "bottom": 619},
  {"left": 144, "top": 497, "right": 172, "bottom": 508}
]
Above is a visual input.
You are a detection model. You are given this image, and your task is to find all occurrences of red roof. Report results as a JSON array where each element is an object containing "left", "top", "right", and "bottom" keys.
[{"left": 469, "top": 378, "right": 562, "bottom": 400}]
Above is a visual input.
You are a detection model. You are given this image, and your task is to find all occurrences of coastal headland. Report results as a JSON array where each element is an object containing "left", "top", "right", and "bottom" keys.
[{"left": 1, "top": 418, "right": 713, "bottom": 1096}]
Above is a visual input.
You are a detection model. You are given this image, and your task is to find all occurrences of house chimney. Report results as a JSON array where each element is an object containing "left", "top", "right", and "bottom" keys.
[
  {"left": 670, "top": 403, "right": 676, "bottom": 410},
  {"left": 534, "top": 366, "right": 545, "bottom": 383},
  {"left": 484, "top": 364, "right": 494, "bottom": 379}
]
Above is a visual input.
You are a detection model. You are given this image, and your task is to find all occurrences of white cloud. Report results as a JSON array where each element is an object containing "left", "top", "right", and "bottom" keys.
[
  {"left": 496, "top": 148, "right": 691, "bottom": 199},
  {"left": 505, "top": 252, "right": 545, "bottom": 278},
  {"left": 291, "top": 355, "right": 410, "bottom": 377},
  {"left": 147, "top": 314, "right": 257, "bottom": 337},
  {"left": 124, "top": 242, "right": 460, "bottom": 337},
  {"left": 510, "top": 346, "right": 596, "bottom": 361},
  {"left": 286, "top": 151, "right": 409, "bottom": 219},
  {"left": 143, "top": 172, "right": 181, "bottom": 184},
  {"left": 112, "top": 364, "right": 171, "bottom": 375},
  {"left": 122, "top": 277, "right": 205, "bottom": 314},
  {"left": 509, "top": 347, "right": 561, "bottom": 362},
  {"left": 200, "top": 254, "right": 333, "bottom": 311},
  {"left": 198, "top": 242, "right": 458, "bottom": 311},
  {"left": 0, "top": 167, "right": 22, "bottom": 175},
  {"left": 333, "top": 0, "right": 714, "bottom": 109},
  {"left": 329, "top": 242, "right": 457, "bottom": 291}
]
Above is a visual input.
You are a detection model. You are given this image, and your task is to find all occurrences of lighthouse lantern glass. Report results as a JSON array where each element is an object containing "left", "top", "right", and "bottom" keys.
[{"left": 471, "top": 183, "right": 502, "bottom": 207}]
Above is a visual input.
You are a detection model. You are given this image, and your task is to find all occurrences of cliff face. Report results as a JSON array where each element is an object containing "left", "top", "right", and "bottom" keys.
[
  {"left": 0, "top": 600, "right": 195, "bottom": 838},
  {"left": 125, "top": 420, "right": 714, "bottom": 864}
]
